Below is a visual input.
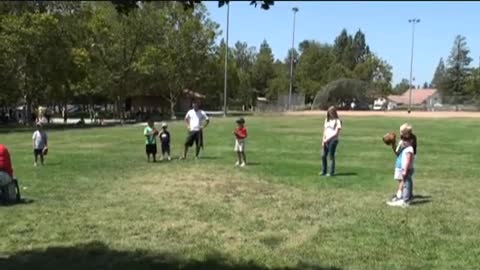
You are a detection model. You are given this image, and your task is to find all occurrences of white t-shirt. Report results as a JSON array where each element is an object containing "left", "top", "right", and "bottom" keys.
[
  {"left": 323, "top": 118, "right": 342, "bottom": 141},
  {"left": 32, "top": 130, "right": 47, "bottom": 150},
  {"left": 185, "top": 109, "right": 209, "bottom": 131},
  {"left": 400, "top": 146, "right": 415, "bottom": 170}
]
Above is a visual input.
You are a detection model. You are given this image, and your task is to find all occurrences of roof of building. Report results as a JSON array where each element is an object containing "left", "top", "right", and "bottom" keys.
[{"left": 388, "top": 88, "right": 438, "bottom": 105}]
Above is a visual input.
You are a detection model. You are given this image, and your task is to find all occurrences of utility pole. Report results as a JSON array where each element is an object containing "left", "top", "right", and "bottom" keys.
[
  {"left": 223, "top": 2, "right": 230, "bottom": 117},
  {"left": 407, "top": 18, "right": 420, "bottom": 114},
  {"left": 287, "top": 7, "right": 299, "bottom": 111}
]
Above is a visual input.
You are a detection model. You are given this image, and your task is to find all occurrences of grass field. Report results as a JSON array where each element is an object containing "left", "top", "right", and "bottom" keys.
[{"left": 1, "top": 115, "right": 480, "bottom": 270}]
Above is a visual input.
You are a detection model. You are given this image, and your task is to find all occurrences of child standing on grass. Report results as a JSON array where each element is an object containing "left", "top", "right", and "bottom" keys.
[
  {"left": 391, "top": 123, "right": 417, "bottom": 202},
  {"left": 144, "top": 120, "right": 158, "bottom": 162},
  {"left": 159, "top": 122, "right": 171, "bottom": 161},
  {"left": 321, "top": 106, "right": 342, "bottom": 177},
  {"left": 32, "top": 122, "right": 48, "bottom": 167},
  {"left": 233, "top": 118, "right": 248, "bottom": 167},
  {"left": 388, "top": 131, "right": 415, "bottom": 207}
]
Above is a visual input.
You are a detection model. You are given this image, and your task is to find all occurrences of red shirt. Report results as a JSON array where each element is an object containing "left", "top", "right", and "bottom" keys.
[
  {"left": 0, "top": 144, "right": 13, "bottom": 177},
  {"left": 235, "top": 126, "right": 248, "bottom": 139}
]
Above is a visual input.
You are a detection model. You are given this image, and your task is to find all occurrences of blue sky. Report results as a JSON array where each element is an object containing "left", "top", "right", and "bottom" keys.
[{"left": 204, "top": 1, "right": 480, "bottom": 85}]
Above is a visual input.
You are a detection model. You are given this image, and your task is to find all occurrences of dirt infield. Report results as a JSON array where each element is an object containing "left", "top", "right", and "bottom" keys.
[{"left": 284, "top": 110, "right": 480, "bottom": 119}]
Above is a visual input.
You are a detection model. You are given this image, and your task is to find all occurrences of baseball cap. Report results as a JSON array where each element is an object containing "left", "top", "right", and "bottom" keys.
[
  {"left": 236, "top": 117, "right": 245, "bottom": 124},
  {"left": 161, "top": 122, "right": 168, "bottom": 127}
]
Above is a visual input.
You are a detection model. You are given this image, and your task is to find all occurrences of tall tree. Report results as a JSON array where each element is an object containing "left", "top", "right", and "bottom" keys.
[
  {"left": 135, "top": 2, "right": 219, "bottom": 117},
  {"left": 352, "top": 29, "right": 370, "bottom": 65},
  {"left": 252, "top": 40, "right": 275, "bottom": 98},
  {"left": 232, "top": 41, "right": 257, "bottom": 106},
  {"left": 431, "top": 57, "right": 446, "bottom": 89},
  {"left": 0, "top": 9, "right": 59, "bottom": 123},
  {"left": 443, "top": 35, "right": 473, "bottom": 103},
  {"left": 333, "top": 29, "right": 355, "bottom": 70},
  {"left": 88, "top": 1, "right": 150, "bottom": 117}
]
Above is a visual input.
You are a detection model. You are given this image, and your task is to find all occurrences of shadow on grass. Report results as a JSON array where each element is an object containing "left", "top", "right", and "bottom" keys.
[
  {"left": 0, "top": 241, "right": 341, "bottom": 270},
  {"left": 0, "top": 198, "right": 34, "bottom": 207},
  {"left": 333, "top": 172, "right": 357, "bottom": 177},
  {"left": 410, "top": 194, "right": 432, "bottom": 206},
  {"left": 199, "top": 156, "right": 221, "bottom": 160},
  {"left": 247, "top": 162, "right": 261, "bottom": 166},
  {"left": 44, "top": 162, "right": 62, "bottom": 166},
  {"left": 412, "top": 194, "right": 431, "bottom": 200}
]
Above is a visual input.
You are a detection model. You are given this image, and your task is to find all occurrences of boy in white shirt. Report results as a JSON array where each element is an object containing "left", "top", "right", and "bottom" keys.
[{"left": 32, "top": 122, "right": 48, "bottom": 166}]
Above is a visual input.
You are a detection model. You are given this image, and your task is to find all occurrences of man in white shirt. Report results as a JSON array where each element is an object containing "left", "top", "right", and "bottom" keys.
[{"left": 181, "top": 103, "right": 210, "bottom": 159}]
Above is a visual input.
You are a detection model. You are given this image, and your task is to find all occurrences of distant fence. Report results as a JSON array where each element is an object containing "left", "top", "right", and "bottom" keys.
[
  {"left": 391, "top": 95, "right": 480, "bottom": 112},
  {"left": 255, "top": 94, "right": 306, "bottom": 112}
]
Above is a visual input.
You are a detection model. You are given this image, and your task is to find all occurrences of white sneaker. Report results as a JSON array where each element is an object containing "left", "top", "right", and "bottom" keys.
[
  {"left": 240, "top": 162, "right": 246, "bottom": 167},
  {"left": 235, "top": 161, "right": 240, "bottom": 166},
  {"left": 167, "top": 157, "right": 171, "bottom": 161},
  {"left": 387, "top": 199, "right": 409, "bottom": 207},
  {"left": 34, "top": 163, "right": 38, "bottom": 167}
]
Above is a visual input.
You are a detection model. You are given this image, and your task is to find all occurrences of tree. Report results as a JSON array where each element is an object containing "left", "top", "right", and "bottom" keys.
[
  {"left": 0, "top": 9, "right": 59, "bottom": 123},
  {"left": 296, "top": 41, "right": 336, "bottom": 99},
  {"left": 466, "top": 68, "right": 480, "bottom": 105},
  {"left": 266, "top": 60, "right": 289, "bottom": 100},
  {"left": 333, "top": 29, "right": 354, "bottom": 70},
  {"left": 135, "top": 2, "right": 219, "bottom": 117},
  {"left": 232, "top": 41, "right": 257, "bottom": 106},
  {"left": 393, "top": 79, "right": 411, "bottom": 94},
  {"left": 443, "top": 35, "right": 473, "bottom": 103},
  {"left": 179, "top": 0, "right": 274, "bottom": 10},
  {"left": 87, "top": 2, "right": 153, "bottom": 118},
  {"left": 352, "top": 29, "right": 370, "bottom": 65},
  {"left": 431, "top": 58, "right": 446, "bottom": 89},
  {"left": 252, "top": 40, "right": 275, "bottom": 98}
]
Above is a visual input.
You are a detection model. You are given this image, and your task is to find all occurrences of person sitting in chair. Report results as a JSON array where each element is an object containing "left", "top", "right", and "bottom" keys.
[
  {"left": 0, "top": 144, "right": 14, "bottom": 182},
  {"left": 0, "top": 144, "right": 20, "bottom": 202}
]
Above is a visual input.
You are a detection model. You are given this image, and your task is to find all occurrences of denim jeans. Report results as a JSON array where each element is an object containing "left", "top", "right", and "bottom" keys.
[
  {"left": 322, "top": 139, "right": 339, "bottom": 175},
  {"left": 402, "top": 169, "right": 414, "bottom": 202}
]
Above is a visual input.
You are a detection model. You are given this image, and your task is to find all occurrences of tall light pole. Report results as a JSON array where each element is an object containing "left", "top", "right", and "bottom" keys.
[
  {"left": 288, "top": 7, "right": 299, "bottom": 111},
  {"left": 223, "top": 2, "right": 230, "bottom": 117},
  {"left": 407, "top": 18, "right": 420, "bottom": 114}
]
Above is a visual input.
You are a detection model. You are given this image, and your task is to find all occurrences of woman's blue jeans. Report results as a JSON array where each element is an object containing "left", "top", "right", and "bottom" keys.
[{"left": 322, "top": 139, "right": 339, "bottom": 175}]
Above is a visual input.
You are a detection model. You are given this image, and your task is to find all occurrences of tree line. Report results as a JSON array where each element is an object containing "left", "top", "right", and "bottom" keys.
[{"left": 1, "top": 1, "right": 394, "bottom": 123}]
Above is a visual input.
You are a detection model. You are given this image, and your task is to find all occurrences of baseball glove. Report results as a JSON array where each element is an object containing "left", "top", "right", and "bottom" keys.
[{"left": 382, "top": 132, "right": 396, "bottom": 146}]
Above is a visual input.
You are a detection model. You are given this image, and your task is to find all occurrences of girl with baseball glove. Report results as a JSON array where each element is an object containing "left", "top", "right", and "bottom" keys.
[{"left": 384, "top": 123, "right": 417, "bottom": 205}]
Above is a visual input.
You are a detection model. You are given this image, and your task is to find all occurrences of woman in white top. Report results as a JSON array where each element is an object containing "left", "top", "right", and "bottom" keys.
[{"left": 321, "top": 106, "right": 342, "bottom": 176}]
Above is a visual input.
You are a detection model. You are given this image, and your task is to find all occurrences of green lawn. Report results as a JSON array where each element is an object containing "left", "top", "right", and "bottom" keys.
[{"left": 1, "top": 116, "right": 480, "bottom": 270}]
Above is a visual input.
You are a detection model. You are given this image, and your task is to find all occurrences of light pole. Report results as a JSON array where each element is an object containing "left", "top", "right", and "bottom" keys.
[
  {"left": 288, "top": 7, "right": 299, "bottom": 111},
  {"left": 407, "top": 18, "right": 420, "bottom": 114},
  {"left": 223, "top": 2, "right": 230, "bottom": 117}
]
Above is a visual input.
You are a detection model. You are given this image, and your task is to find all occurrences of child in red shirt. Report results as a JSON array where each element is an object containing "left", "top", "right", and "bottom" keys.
[
  {"left": 233, "top": 118, "right": 248, "bottom": 167},
  {"left": 0, "top": 144, "right": 13, "bottom": 177}
]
